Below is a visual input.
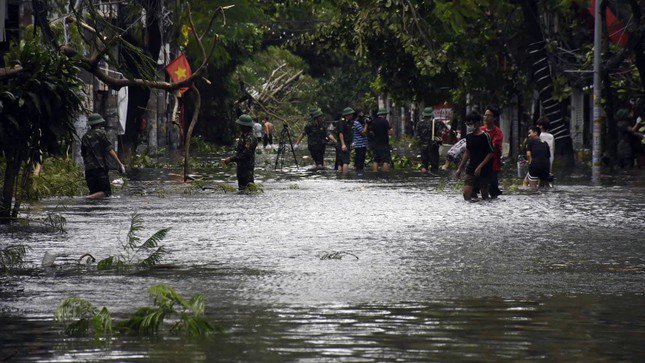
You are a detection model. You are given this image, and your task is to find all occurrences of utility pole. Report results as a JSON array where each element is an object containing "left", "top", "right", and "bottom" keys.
[{"left": 591, "top": 0, "right": 602, "bottom": 183}]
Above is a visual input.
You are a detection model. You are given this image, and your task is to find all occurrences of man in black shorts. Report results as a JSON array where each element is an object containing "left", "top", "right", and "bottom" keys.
[
  {"left": 368, "top": 109, "right": 393, "bottom": 171},
  {"left": 526, "top": 126, "right": 551, "bottom": 191},
  {"left": 336, "top": 107, "right": 354, "bottom": 174},
  {"left": 81, "top": 113, "right": 126, "bottom": 199},
  {"left": 455, "top": 111, "right": 495, "bottom": 201}
]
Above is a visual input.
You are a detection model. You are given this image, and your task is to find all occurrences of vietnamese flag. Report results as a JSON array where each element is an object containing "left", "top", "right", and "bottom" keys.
[
  {"left": 165, "top": 53, "right": 192, "bottom": 94},
  {"left": 587, "top": 0, "right": 628, "bottom": 47}
]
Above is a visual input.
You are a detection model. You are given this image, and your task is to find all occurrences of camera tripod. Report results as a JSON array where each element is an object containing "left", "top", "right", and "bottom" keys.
[{"left": 274, "top": 124, "right": 299, "bottom": 170}]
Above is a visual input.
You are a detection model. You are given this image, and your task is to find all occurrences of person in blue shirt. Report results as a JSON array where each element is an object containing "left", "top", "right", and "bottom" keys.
[{"left": 352, "top": 109, "right": 369, "bottom": 171}]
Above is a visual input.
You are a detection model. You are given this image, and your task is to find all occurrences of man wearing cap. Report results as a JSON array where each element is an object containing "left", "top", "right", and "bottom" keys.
[
  {"left": 296, "top": 109, "right": 337, "bottom": 170},
  {"left": 223, "top": 114, "right": 258, "bottom": 190},
  {"left": 416, "top": 107, "right": 447, "bottom": 174},
  {"left": 368, "top": 109, "right": 393, "bottom": 171},
  {"left": 81, "top": 113, "right": 126, "bottom": 199},
  {"left": 336, "top": 107, "right": 355, "bottom": 174}
]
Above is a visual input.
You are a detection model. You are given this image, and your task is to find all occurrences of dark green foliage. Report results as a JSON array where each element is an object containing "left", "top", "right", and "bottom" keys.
[
  {"left": 241, "top": 183, "right": 264, "bottom": 194},
  {"left": 27, "top": 157, "right": 88, "bottom": 200},
  {"left": 56, "top": 285, "right": 217, "bottom": 338},
  {"left": 55, "top": 298, "right": 113, "bottom": 338},
  {"left": 0, "top": 36, "right": 84, "bottom": 219},
  {"left": 96, "top": 214, "right": 170, "bottom": 271},
  {"left": 118, "top": 284, "right": 217, "bottom": 336},
  {"left": 0, "top": 245, "right": 30, "bottom": 271}
]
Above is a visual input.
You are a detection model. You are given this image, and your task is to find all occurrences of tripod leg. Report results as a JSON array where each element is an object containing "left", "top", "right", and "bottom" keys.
[
  {"left": 274, "top": 127, "right": 287, "bottom": 170},
  {"left": 286, "top": 128, "right": 299, "bottom": 169}
]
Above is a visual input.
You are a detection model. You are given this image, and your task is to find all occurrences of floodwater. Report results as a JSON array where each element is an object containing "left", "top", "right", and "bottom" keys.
[{"left": 1, "top": 150, "right": 644, "bottom": 362}]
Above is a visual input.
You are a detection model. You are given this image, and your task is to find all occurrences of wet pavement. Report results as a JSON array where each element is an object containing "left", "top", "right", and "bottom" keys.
[{"left": 1, "top": 151, "right": 644, "bottom": 361}]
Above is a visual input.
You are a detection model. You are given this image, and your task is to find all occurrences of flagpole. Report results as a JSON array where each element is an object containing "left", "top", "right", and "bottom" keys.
[{"left": 591, "top": 0, "right": 602, "bottom": 183}]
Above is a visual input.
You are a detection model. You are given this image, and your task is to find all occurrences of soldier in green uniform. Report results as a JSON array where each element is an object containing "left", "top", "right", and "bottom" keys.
[
  {"left": 416, "top": 107, "right": 446, "bottom": 174},
  {"left": 296, "top": 108, "right": 337, "bottom": 170},
  {"left": 81, "top": 113, "right": 126, "bottom": 199},
  {"left": 336, "top": 107, "right": 355, "bottom": 174},
  {"left": 223, "top": 114, "right": 258, "bottom": 190}
]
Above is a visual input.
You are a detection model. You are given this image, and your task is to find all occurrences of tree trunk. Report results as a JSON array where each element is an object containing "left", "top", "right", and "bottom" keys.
[
  {"left": 184, "top": 85, "right": 201, "bottom": 181},
  {"left": 1, "top": 152, "right": 20, "bottom": 221}
]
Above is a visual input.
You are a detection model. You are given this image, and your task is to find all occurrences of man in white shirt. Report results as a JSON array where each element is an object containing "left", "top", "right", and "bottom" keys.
[{"left": 536, "top": 116, "right": 554, "bottom": 172}]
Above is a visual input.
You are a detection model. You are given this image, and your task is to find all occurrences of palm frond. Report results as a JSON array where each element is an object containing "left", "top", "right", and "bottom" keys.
[
  {"left": 55, "top": 297, "right": 96, "bottom": 322},
  {"left": 173, "top": 315, "right": 217, "bottom": 336},
  {"left": 186, "top": 294, "right": 205, "bottom": 316},
  {"left": 148, "top": 284, "right": 185, "bottom": 308},
  {"left": 96, "top": 256, "right": 115, "bottom": 270},
  {"left": 137, "top": 227, "right": 171, "bottom": 251},
  {"left": 92, "top": 307, "right": 113, "bottom": 337},
  {"left": 138, "top": 246, "right": 167, "bottom": 268},
  {"left": 116, "top": 306, "right": 157, "bottom": 334},
  {"left": 126, "top": 213, "right": 144, "bottom": 249}
]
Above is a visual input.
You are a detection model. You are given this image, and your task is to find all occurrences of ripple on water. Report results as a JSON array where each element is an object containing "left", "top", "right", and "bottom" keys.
[{"left": 0, "top": 167, "right": 643, "bottom": 361}]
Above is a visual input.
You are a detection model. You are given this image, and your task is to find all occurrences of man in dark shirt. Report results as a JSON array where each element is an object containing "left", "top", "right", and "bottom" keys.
[
  {"left": 81, "top": 113, "right": 125, "bottom": 199},
  {"left": 456, "top": 111, "right": 495, "bottom": 201},
  {"left": 223, "top": 114, "right": 258, "bottom": 190},
  {"left": 368, "top": 109, "right": 393, "bottom": 171},
  {"left": 296, "top": 109, "right": 337, "bottom": 170},
  {"left": 336, "top": 107, "right": 354, "bottom": 174},
  {"left": 526, "top": 126, "right": 551, "bottom": 191}
]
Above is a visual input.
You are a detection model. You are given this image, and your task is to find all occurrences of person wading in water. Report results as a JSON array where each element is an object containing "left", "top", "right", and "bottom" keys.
[
  {"left": 81, "top": 113, "right": 126, "bottom": 199},
  {"left": 223, "top": 114, "right": 258, "bottom": 190}
]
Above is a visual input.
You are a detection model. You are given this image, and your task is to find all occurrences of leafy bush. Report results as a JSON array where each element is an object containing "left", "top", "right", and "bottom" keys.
[{"left": 27, "top": 157, "right": 88, "bottom": 200}]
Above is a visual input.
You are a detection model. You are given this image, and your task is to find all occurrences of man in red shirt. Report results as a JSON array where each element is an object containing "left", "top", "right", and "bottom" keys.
[{"left": 480, "top": 105, "right": 503, "bottom": 198}]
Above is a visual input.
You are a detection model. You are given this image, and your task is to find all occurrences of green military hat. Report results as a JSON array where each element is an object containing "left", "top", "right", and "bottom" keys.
[
  {"left": 377, "top": 108, "right": 388, "bottom": 116},
  {"left": 615, "top": 108, "right": 629, "bottom": 120},
  {"left": 235, "top": 114, "right": 254, "bottom": 127},
  {"left": 342, "top": 107, "right": 355, "bottom": 116},
  {"left": 422, "top": 107, "right": 434, "bottom": 118},
  {"left": 311, "top": 109, "right": 323, "bottom": 118},
  {"left": 87, "top": 113, "right": 106, "bottom": 126}
]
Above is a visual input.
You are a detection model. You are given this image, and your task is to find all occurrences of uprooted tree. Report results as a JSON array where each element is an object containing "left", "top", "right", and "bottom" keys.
[{"left": 0, "top": 0, "right": 230, "bottom": 221}]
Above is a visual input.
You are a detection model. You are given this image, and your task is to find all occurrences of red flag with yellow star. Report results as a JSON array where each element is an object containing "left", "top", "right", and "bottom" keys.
[{"left": 165, "top": 53, "right": 192, "bottom": 94}]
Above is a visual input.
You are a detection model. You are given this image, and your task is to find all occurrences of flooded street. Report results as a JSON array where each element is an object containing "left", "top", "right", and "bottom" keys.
[{"left": 1, "top": 154, "right": 644, "bottom": 361}]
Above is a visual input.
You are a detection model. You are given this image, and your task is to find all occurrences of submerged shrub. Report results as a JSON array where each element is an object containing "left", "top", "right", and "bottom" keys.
[
  {"left": 55, "top": 298, "right": 112, "bottom": 338},
  {"left": 97, "top": 213, "right": 170, "bottom": 271},
  {"left": 118, "top": 284, "right": 217, "bottom": 336},
  {"left": 319, "top": 251, "right": 359, "bottom": 260},
  {"left": 55, "top": 284, "right": 217, "bottom": 338},
  {"left": 242, "top": 183, "right": 264, "bottom": 194},
  {"left": 0, "top": 244, "right": 31, "bottom": 271}
]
